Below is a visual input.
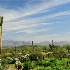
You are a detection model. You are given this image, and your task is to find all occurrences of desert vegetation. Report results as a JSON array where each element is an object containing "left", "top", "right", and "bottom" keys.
[{"left": 0, "top": 44, "right": 70, "bottom": 70}]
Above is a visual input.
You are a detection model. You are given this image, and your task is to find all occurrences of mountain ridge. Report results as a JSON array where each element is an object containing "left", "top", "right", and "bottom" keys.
[{"left": 2, "top": 40, "right": 70, "bottom": 47}]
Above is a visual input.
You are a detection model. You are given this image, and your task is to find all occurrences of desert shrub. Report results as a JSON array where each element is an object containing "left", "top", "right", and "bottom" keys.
[
  {"left": 36, "top": 60, "right": 43, "bottom": 66},
  {"left": 36, "top": 60, "right": 51, "bottom": 67},
  {"left": 30, "top": 61, "right": 36, "bottom": 69},
  {"left": 1, "top": 59, "right": 7, "bottom": 70},
  {"left": 1, "top": 53, "right": 14, "bottom": 58},
  {"left": 15, "top": 60, "right": 22, "bottom": 70},
  {"left": 23, "top": 62, "right": 30, "bottom": 70},
  {"left": 36, "top": 59, "right": 57, "bottom": 67},
  {"left": 44, "top": 66, "right": 51, "bottom": 70},
  {"left": 29, "top": 52, "right": 43, "bottom": 61},
  {"left": 19, "top": 56, "right": 26, "bottom": 62},
  {"left": 52, "top": 67, "right": 61, "bottom": 70},
  {"left": 6, "top": 57, "right": 16, "bottom": 64},
  {"left": 19, "top": 56, "right": 30, "bottom": 62},
  {"left": 53, "top": 51, "right": 65, "bottom": 60},
  {"left": 23, "top": 61, "right": 36, "bottom": 70},
  {"left": 49, "top": 59, "right": 57, "bottom": 67}
]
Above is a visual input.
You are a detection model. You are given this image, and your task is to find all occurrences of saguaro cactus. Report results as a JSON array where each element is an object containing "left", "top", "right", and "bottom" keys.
[
  {"left": 32, "top": 41, "right": 34, "bottom": 52},
  {"left": 52, "top": 40, "right": 53, "bottom": 46},
  {"left": 0, "top": 16, "right": 3, "bottom": 54},
  {"left": 32, "top": 41, "right": 33, "bottom": 46}
]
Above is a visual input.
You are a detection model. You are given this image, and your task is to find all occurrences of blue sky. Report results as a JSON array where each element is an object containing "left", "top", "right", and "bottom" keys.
[{"left": 0, "top": 0, "right": 70, "bottom": 42}]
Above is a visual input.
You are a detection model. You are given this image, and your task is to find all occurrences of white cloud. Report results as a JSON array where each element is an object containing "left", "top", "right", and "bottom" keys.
[
  {"left": 16, "top": 28, "right": 51, "bottom": 34},
  {"left": 67, "top": 32, "right": 70, "bottom": 34},
  {"left": 2, "top": 21, "right": 39, "bottom": 32},
  {"left": 2, "top": 9, "right": 70, "bottom": 33},
  {"left": 44, "top": 10, "right": 70, "bottom": 19},
  {"left": 0, "top": 0, "right": 70, "bottom": 22},
  {"left": 9, "top": 34, "right": 69, "bottom": 43},
  {"left": 40, "top": 23, "right": 54, "bottom": 25},
  {"left": 34, "top": 10, "right": 70, "bottom": 21}
]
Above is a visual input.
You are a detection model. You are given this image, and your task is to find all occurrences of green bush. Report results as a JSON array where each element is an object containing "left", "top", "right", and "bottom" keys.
[
  {"left": 1, "top": 59, "right": 7, "bottom": 70},
  {"left": 23, "top": 61, "right": 36, "bottom": 70},
  {"left": 19, "top": 56, "right": 30, "bottom": 62},
  {"left": 36, "top": 60, "right": 51, "bottom": 67},
  {"left": 29, "top": 52, "right": 43, "bottom": 61}
]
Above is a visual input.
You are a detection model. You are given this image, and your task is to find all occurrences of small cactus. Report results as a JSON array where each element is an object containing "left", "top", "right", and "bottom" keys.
[{"left": 32, "top": 41, "right": 33, "bottom": 46}]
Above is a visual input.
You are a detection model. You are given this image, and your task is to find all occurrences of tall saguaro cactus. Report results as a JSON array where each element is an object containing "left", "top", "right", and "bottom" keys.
[
  {"left": 52, "top": 40, "right": 53, "bottom": 46},
  {"left": 32, "top": 41, "right": 33, "bottom": 46},
  {"left": 32, "top": 41, "right": 34, "bottom": 52},
  {"left": 0, "top": 16, "right": 3, "bottom": 54}
]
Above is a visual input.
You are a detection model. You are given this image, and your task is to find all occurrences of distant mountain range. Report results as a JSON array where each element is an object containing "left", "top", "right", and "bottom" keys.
[
  {"left": 2, "top": 40, "right": 70, "bottom": 48},
  {"left": 2, "top": 40, "right": 31, "bottom": 47}
]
